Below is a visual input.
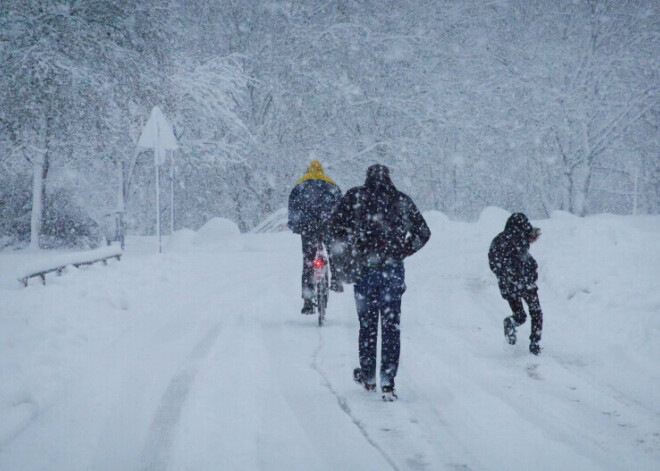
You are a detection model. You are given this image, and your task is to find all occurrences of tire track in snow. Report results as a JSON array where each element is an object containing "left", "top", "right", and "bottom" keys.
[
  {"left": 138, "top": 324, "right": 222, "bottom": 471},
  {"left": 310, "top": 330, "right": 402, "bottom": 471}
]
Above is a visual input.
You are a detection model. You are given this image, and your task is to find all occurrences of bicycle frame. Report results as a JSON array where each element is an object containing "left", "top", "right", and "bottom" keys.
[{"left": 313, "top": 243, "right": 329, "bottom": 326}]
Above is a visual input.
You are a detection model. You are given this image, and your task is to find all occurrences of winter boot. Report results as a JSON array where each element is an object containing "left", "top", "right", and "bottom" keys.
[
  {"left": 381, "top": 386, "right": 398, "bottom": 402},
  {"left": 353, "top": 367, "right": 376, "bottom": 391},
  {"left": 529, "top": 342, "right": 541, "bottom": 356},
  {"left": 503, "top": 317, "right": 517, "bottom": 345},
  {"left": 301, "top": 299, "right": 314, "bottom": 315}
]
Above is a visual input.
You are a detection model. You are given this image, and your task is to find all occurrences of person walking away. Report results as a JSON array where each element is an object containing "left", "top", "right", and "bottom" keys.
[
  {"left": 288, "top": 160, "right": 343, "bottom": 314},
  {"left": 488, "top": 213, "right": 543, "bottom": 355},
  {"left": 329, "top": 164, "right": 430, "bottom": 401}
]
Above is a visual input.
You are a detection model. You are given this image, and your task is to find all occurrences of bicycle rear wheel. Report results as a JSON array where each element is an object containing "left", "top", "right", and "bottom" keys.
[{"left": 316, "top": 276, "right": 328, "bottom": 326}]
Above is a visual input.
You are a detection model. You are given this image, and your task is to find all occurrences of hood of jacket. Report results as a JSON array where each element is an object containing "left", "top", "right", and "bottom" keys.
[
  {"left": 364, "top": 164, "right": 396, "bottom": 193},
  {"left": 297, "top": 160, "right": 336, "bottom": 184},
  {"left": 504, "top": 213, "right": 533, "bottom": 240}
]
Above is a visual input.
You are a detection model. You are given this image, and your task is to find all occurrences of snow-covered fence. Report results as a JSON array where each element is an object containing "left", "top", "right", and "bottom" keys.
[{"left": 18, "top": 246, "right": 123, "bottom": 287}]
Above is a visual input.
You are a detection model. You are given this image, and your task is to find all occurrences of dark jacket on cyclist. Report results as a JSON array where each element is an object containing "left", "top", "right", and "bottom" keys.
[
  {"left": 329, "top": 164, "right": 430, "bottom": 391},
  {"left": 288, "top": 161, "right": 342, "bottom": 308},
  {"left": 288, "top": 161, "right": 342, "bottom": 237}
]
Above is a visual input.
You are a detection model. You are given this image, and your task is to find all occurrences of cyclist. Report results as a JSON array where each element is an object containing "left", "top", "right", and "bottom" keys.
[
  {"left": 288, "top": 160, "right": 343, "bottom": 314},
  {"left": 329, "top": 164, "right": 430, "bottom": 400}
]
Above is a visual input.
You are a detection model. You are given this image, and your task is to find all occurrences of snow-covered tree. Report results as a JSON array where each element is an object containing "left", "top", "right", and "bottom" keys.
[
  {"left": 0, "top": 0, "right": 175, "bottom": 246},
  {"left": 1, "top": 0, "right": 657, "bottom": 242}
]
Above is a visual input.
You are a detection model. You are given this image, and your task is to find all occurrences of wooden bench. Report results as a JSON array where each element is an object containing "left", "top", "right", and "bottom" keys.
[{"left": 18, "top": 249, "right": 123, "bottom": 287}]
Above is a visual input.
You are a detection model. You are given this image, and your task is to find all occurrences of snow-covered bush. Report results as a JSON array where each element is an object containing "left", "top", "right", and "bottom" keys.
[
  {"left": 165, "top": 218, "right": 243, "bottom": 253},
  {"left": 197, "top": 217, "right": 240, "bottom": 239},
  {"left": 40, "top": 189, "right": 102, "bottom": 249},
  {"left": 196, "top": 217, "right": 242, "bottom": 251},
  {"left": 0, "top": 176, "right": 32, "bottom": 248},
  {"left": 0, "top": 177, "right": 103, "bottom": 250}
]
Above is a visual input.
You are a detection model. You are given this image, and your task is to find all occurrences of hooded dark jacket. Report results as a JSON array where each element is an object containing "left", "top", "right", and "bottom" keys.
[
  {"left": 330, "top": 164, "right": 431, "bottom": 271},
  {"left": 488, "top": 213, "right": 538, "bottom": 299}
]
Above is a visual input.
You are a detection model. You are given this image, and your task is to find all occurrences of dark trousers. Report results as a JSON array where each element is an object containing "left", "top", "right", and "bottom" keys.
[
  {"left": 354, "top": 262, "right": 406, "bottom": 388},
  {"left": 507, "top": 289, "right": 543, "bottom": 343},
  {"left": 301, "top": 232, "right": 336, "bottom": 300}
]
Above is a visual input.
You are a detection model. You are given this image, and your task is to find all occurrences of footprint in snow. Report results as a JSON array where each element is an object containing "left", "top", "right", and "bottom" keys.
[{"left": 526, "top": 363, "right": 542, "bottom": 380}]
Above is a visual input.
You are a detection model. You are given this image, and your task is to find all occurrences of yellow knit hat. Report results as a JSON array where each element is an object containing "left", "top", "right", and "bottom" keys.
[{"left": 296, "top": 160, "right": 336, "bottom": 184}]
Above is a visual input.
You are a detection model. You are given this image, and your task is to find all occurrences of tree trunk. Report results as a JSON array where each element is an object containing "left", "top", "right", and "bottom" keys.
[
  {"left": 29, "top": 162, "right": 43, "bottom": 250},
  {"left": 568, "top": 162, "right": 592, "bottom": 217},
  {"left": 29, "top": 153, "right": 49, "bottom": 249},
  {"left": 29, "top": 111, "right": 53, "bottom": 250}
]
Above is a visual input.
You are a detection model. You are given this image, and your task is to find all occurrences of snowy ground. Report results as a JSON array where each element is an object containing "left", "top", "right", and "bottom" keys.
[{"left": 0, "top": 209, "right": 658, "bottom": 471}]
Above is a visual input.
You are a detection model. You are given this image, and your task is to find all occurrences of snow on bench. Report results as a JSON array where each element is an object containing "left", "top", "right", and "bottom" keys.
[{"left": 18, "top": 246, "right": 123, "bottom": 287}]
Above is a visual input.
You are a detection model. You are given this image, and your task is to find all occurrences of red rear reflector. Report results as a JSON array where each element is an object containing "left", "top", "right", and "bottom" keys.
[{"left": 314, "top": 259, "right": 323, "bottom": 267}]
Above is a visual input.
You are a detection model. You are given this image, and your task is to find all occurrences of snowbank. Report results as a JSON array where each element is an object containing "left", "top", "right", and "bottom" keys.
[
  {"left": 476, "top": 206, "right": 512, "bottom": 233},
  {"left": 420, "top": 210, "right": 452, "bottom": 233},
  {"left": 164, "top": 228, "right": 198, "bottom": 252},
  {"left": 165, "top": 218, "right": 243, "bottom": 253}
]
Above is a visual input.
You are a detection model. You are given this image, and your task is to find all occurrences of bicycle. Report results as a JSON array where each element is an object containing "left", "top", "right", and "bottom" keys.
[{"left": 312, "top": 243, "right": 330, "bottom": 326}]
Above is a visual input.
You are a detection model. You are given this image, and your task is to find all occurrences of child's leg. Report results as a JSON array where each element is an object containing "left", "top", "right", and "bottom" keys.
[
  {"left": 507, "top": 297, "right": 527, "bottom": 326},
  {"left": 503, "top": 297, "right": 525, "bottom": 345},
  {"left": 523, "top": 290, "right": 543, "bottom": 343}
]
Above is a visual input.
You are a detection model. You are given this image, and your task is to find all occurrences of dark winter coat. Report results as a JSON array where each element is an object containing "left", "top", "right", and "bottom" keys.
[
  {"left": 488, "top": 213, "right": 539, "bottom": 300},
  {"left": 288, "top": 173, "right": 342, "bottom": 236},
  {"left": 329, "top": 164, "right": 431, "bottom": 277}
]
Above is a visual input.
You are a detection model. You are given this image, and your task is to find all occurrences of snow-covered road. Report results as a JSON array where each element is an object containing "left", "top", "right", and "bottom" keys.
[{"left": 1, "top": 210, "right": 658, "bottom": 470}]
